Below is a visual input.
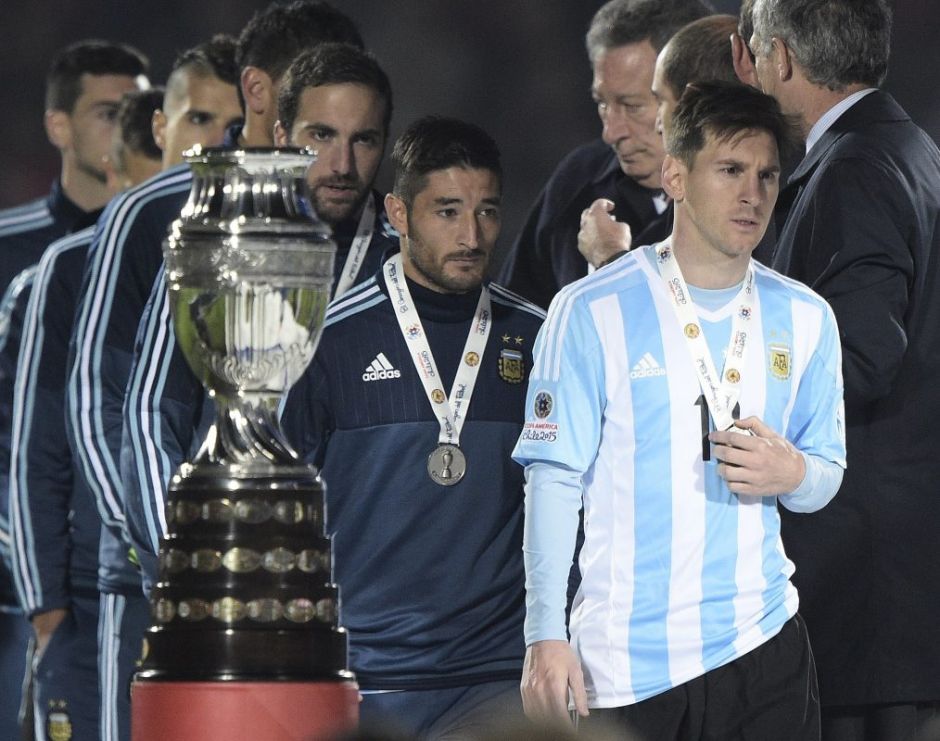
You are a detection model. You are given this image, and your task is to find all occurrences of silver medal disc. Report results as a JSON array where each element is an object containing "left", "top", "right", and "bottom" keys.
[{"left": 427, "top": 444, "right": 466, "bottom": 486}]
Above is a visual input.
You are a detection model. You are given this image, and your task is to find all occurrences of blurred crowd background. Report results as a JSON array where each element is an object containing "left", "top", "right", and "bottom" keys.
[{"left": 1, "top": 0, "right": 937, "bottom": 267}]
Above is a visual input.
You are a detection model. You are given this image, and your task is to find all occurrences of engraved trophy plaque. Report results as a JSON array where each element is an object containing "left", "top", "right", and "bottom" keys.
[{"left": 132, "top": 148, "right": 357, "bottom": 740}]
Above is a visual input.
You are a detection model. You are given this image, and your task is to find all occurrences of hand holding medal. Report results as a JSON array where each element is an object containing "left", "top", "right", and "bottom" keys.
[{"left": 709, "top": 417, "right": 806, "bottom": 496}]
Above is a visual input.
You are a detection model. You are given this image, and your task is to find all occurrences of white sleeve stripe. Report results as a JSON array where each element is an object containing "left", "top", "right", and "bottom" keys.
[
  {"left": 540, "top": 261, "right": 642, "bottom": 382},
  {"left": 125, "top": 273, "right": 174, "bottom": 550},
  {"left": 0, "top": 201, "right": 49, "bottom": 222},
  {"left": 10, "top": 232, "right": 100, "bottom": 611},
  {"left": 0, "top": 212, "right": 54, "bottom": 235},
  {"left": 325, "top": 280, "right": 381, "bottom": 318},
  {"left": 326, "top": 291, "right": 387, "bottom": 326},
  {"left": 9, "top": 255, "right": 45, "bottom": 610},
  {"left": 488, "top": 284, "right": 547, "bottom": 319}
]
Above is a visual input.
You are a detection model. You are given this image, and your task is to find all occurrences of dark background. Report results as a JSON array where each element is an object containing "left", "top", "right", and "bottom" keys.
[{"left": 1, "top": 0, "right": 937, "bottom": 268}]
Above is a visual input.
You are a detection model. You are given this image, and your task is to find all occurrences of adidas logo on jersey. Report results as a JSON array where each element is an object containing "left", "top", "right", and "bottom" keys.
[
  {"left": 630, "top": 352, "right": 666, "bottom": 379},
  {"left": 362, "top": 352, "right": 401, "bottom": 381}
]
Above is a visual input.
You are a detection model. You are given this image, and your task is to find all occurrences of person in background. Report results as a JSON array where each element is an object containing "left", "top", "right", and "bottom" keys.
[
  {"left": 752, "top": 0, "right": 940, "bottom": 737},
  {"left": 578, "top": 13, "right": 743, "bottom": 269},
  {"left": 0, "top": 39, "right": 148, "bottom": 741},
  {"left": 497, "top": 0, "right": 710, "bottom": 309},
  {"left": 8, "top": 83, "right": 162, "bottom": 741},
  {"left": 120, "top": 41, "right": 399, "bottom": 595}
]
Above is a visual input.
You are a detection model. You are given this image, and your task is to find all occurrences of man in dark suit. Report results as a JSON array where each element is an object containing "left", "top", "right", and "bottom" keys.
[
  {"left": 751, "top": 1, "right": 940, "bottom": 738},
  {"left": 497, "top": 0, "right": 710, "bottom": 309}
]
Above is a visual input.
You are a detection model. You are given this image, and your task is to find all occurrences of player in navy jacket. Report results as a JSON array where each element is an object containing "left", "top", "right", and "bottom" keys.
[
  {"left": 0, "top": 40, "right": 147, "bottom": 740},
  {"left": 121, "top": 43, "right": 396, "bottom": 589},
  {"left": 279, "top": 117, "right": 545, "bottom": 738}
]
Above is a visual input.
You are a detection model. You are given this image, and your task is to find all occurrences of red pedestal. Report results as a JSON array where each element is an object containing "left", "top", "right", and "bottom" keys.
[{"left": 131, "top": 680, "right": 358, "bottom": 741}]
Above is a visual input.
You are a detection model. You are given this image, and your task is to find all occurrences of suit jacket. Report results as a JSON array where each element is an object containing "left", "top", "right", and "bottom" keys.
[
  {"left": 497, "top": 139, "right": 670, "bottom": 309},
  {"left": 773, "top": 90, "right": 940, "bottom": 705}
]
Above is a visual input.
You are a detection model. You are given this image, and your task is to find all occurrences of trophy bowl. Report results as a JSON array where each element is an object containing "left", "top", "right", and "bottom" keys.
[{"left": 164, "top": 146, "right": 334, "bottom": 472}]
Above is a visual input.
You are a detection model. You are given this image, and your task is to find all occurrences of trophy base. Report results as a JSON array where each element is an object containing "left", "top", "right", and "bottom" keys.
[
  {"left": 137, "top": 626, "right": 350, "bottom": 681},
  {"left": 131, "top": 679, "right": 358, "bottom": 741}
]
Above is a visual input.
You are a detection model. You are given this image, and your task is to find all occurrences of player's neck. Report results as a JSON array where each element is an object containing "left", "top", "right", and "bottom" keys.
[
  {"left": 669, "top": 238, "right": 750, "bottom": 289},
  {"left": 59, "top": 162, "right": 110, "bottom": 213},
  {"left": 239, "top": 112, "right": 275, "bottom": 148}
]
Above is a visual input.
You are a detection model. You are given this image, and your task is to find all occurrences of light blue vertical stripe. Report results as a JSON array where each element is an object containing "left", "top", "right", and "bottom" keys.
[{"left": 757, "top": 275, "right": 796, "bottom": 631}]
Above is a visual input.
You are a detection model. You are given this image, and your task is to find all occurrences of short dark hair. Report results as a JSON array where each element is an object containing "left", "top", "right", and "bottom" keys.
[
  {"left": 116, "top": 88, "right": 163, "bottom": 161},
  {"left": 586, "top": 0, "right": 712, "bottom": 62},
  {"left": 236, "top": 1, "right": 363, "bottom": 84},
  {"left": 46, "top": 40, "right": 148, "bottom": 113},
  {"left": 661, "top": 15, "right": 740, "bottom": 100},
  {"left": 170, "top": 34, "right": 240, "bottom": 88},
  {"left": 752, "top": 0, "right": 891, "bottom": 89},
  {"left": 277, "top": 43, "right": 392, "bottom": 134},
  {"left": 392, "top": 116, "right": 502, "bottom": 208},
  {"left": 667, "top": 80, "right": 799, "bottom": 166}
]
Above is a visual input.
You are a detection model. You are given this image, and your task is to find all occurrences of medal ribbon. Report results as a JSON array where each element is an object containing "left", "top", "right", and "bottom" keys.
[
  {"left": 654, "top": 241, "right": 756, "bottom": 431},
  {"left": 383, "top": 253, "right": 491, "bottom": 446},
  {"left": 332, "top": 195, "right": 376, "bottom": 299}
]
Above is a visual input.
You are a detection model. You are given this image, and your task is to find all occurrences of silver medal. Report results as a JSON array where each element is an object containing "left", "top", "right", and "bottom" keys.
[{"left": 427, "top": 444, "right": 466, "bottom": 486}]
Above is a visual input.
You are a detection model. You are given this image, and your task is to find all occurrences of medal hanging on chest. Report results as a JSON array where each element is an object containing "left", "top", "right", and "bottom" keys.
[
  {"left": 654, "top": 240, "right": 757, "bottom": 434},
  {"left": 383, "top": 253, "right": 491, "bottom": 486}
]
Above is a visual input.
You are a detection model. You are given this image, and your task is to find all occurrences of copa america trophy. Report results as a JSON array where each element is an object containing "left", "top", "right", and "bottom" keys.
[{"left": 131, "top": 148, "right": 358, "bottom": 740}]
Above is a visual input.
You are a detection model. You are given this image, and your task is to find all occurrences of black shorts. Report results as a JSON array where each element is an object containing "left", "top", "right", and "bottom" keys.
[{"left": 579, "top": 614, "right": 820, "bottom": 741}]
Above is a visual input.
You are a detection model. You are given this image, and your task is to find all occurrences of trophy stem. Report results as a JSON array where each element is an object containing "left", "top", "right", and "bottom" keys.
[{"left": 195, "top": 396, "right": 298, "bottom": 468}]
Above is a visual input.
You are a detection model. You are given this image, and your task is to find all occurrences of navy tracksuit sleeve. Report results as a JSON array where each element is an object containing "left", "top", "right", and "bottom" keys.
[
  {"left": 67, "top": 170, "right": 191, "bottom": 539},
  {"left": 122, "top": 268, "right": 203, "bottom": 588},
  {"left": 0, "top": 266, "right": 39, "bottom": 565},
  {"left": 10, "top": 255, "right": 79, "bottom": 616}
]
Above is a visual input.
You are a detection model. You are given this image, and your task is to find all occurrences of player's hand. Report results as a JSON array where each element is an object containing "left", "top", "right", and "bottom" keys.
[
  {"left": 520, "top": 639, "right": 589, "bottom": 725},
  {"left": 578, "top": 199, "right": 631, "bottom": 268},
  {"left": 709, "top": 416, "right": 806, "bottom": 496},
  {"left": 31, "top": 607, "right": 68, "bottom": 660}
]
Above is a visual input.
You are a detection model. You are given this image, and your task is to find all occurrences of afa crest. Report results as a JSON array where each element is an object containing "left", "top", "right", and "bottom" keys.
[
  {"left": 769, "top": 343, "right": 791, "bottom": 380},
  {"left": 47, "top": 700, "right": 72, "bottom": 741},
  {"left": 498, "top": 348, "right": 525, "bottom": 383}
]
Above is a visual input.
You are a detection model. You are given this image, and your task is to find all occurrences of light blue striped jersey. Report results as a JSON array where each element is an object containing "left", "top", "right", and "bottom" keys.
[{"left": 513, "top": 244, "right": 845, "bottom": 707}]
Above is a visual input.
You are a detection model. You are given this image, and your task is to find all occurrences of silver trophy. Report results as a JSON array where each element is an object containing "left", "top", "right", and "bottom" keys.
[{"left": 136, "top": 148, "right": 350, "bottom": 683}]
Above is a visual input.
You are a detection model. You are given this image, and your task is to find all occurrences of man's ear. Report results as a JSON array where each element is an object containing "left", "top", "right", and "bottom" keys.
[
  {"left": 731, "top": 33, "right": 760, "bottom": 89},
  {"left": 273, "top": 120, "right": 289, "bottom": 147},
  {"left": 241, "top": 66, "right": 273, "bottom": 117},
  {"left": 771, "top": 37, "right": 794, "bottom": 83},
  {"left": 384, "top": 192, "right": 408, "bottom": 236},
  {"left": 44, "top": 109, "right": 71, "bottom": 151},
  {"left": 661, "top": 154, "right": 685, "bottom": 202},
  {"left": 151, "top": 109, "right": 167, "bottom": 152}
]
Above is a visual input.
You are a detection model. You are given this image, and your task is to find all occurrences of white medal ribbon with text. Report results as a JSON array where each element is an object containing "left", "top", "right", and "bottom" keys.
[
  {"left": 654, "top": 241, "right": 756, "bottom": 432},
  {"left": 332, "top": 195, "right": 376, "bottom": 299},
  {"left": 383, "top": 253, "right": 491, "bottom": 481}
]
